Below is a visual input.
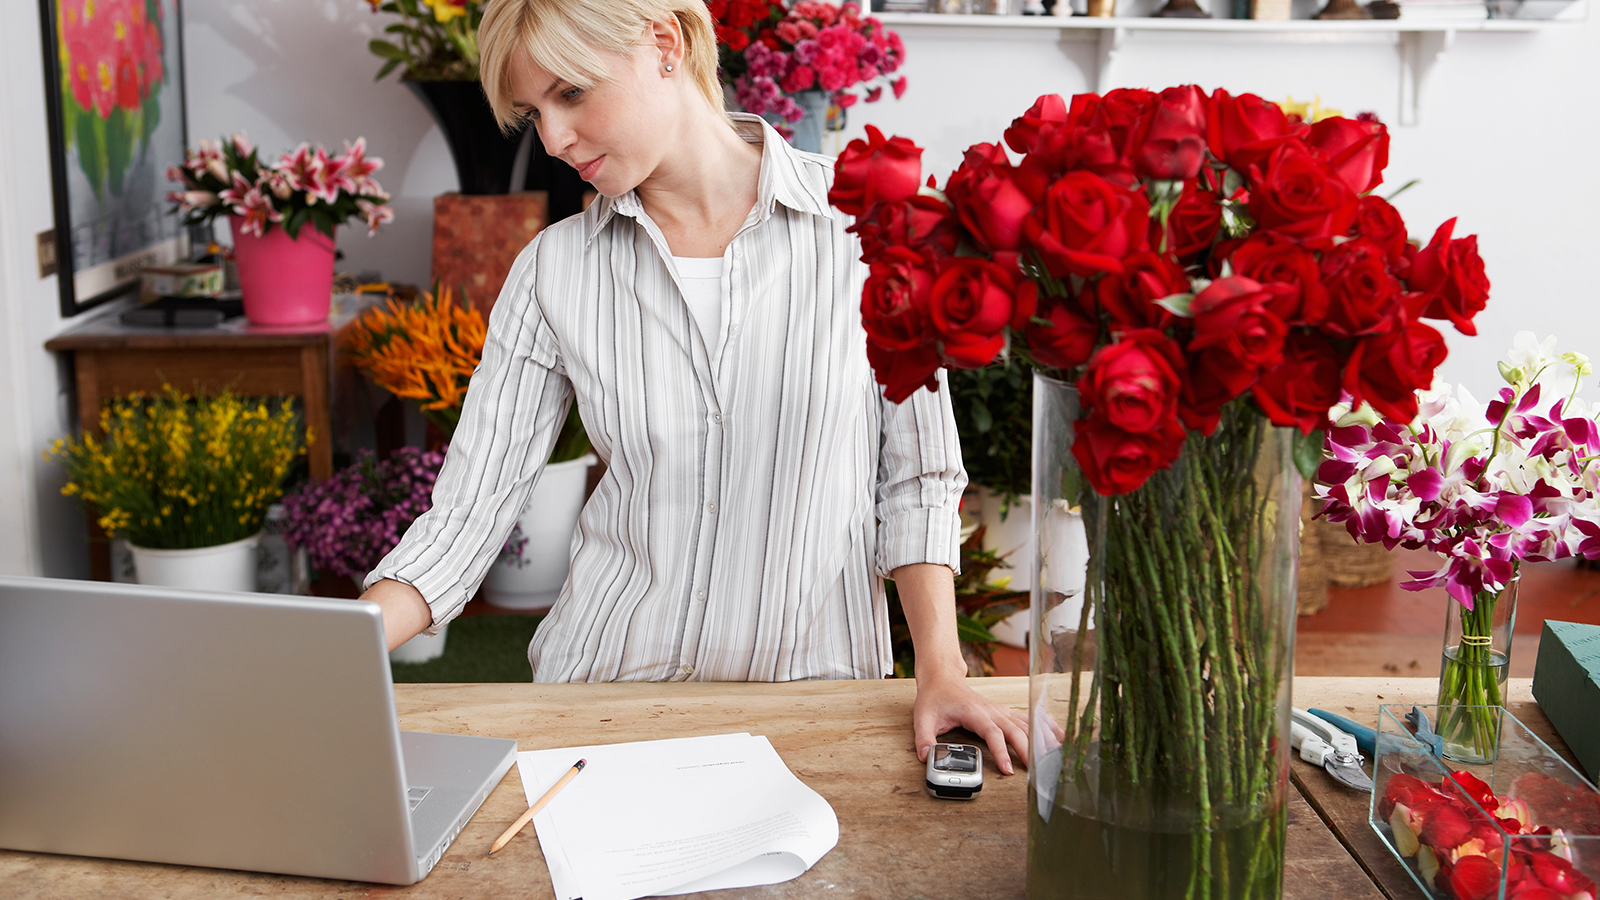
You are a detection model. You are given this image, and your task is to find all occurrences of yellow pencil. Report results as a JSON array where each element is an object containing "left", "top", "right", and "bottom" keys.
[{"left": 488, "top": 759, "right": 586, "bottom": 856}]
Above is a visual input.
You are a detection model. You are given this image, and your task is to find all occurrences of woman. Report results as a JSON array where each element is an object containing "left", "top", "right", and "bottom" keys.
[{"left": 362, "top": 0, "right": 1028, "bottom": 773}]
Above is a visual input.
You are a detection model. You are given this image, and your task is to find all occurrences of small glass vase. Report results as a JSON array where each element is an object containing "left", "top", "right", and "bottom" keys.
[
  {"left": 1027, "top": 374, "right": 1299, "bottom": 900},
  {"left": 1435, "top": 575, "right": 1519, "bottom": 764}
]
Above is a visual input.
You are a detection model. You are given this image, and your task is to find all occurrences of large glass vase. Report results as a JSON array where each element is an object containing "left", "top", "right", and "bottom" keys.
[{"left": 1027, "top": 374, "right": 1300, "bottom": 900}]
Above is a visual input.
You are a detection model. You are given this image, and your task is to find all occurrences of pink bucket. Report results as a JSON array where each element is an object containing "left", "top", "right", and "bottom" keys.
[{"left": 230, "top": 215, "right": 336, "bottom": 325}]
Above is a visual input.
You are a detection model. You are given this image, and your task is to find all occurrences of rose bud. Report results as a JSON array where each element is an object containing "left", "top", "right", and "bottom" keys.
[{"left": 829, "top": 125, "right": 923, "bottom": 216}]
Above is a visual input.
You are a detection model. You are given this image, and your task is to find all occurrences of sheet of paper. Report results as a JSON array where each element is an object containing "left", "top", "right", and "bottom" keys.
[{"left": 516, "top": 733, "right": 838, "bottom": 900}]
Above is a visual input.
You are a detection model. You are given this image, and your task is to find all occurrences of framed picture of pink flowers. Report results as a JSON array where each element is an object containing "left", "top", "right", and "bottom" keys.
[{"left": 38, "top": 0, "right": 189, "bottom": 316}]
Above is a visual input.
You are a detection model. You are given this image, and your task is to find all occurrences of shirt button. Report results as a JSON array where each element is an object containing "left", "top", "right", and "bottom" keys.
[
  {"left": 696, "top": 591, "right": 706, "bottom": 601},
  {"left": 712, "top": 413, "right": 722, "bottom": 424},
  {"left": 680, "top": 664, "right": 695, "bottom": 675},
  {"left": 707, "top": 501, "right": 717, "bottom": 513},
  {"left": 733, "top": 246, "right": 744, "bottom": 259},
  {"left": 730, "top": 323, "right": 741, "bottom": 335}
]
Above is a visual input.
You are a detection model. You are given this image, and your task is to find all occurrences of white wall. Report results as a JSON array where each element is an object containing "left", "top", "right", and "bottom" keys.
[
  {"left": 842, "top": 13, "right": 1600, "bottom": 401},
  {"left": 183, "top": 0, "right": 457, "bottom": 286},
  {"left": 1, "top": 1, "right": 90, "bottom": 578},
  {"left": 0, "top": 1, "right": 1596, "bottom": 575}
]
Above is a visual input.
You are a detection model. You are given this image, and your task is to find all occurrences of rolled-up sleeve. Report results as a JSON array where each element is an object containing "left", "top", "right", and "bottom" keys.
[
  {"left": 873, "top": 368, "right": 967, "bottom": 577},
  {"left": 364, "top": 236, "right": 573, "bottom": 632}
]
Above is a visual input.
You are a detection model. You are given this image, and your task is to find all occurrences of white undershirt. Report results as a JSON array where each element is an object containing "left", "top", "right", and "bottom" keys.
[{"left": 672, "top": 255, "right": 723, "bottom": 347}]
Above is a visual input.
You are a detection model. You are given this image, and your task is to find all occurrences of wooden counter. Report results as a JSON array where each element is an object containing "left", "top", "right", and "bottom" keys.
[{"left": 0, "top": 677, "right": 1561, "bottom": 899}]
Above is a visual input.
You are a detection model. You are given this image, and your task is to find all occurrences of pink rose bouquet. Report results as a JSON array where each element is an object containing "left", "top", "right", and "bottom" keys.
[{"left": 710, "top": 0, "right": 906, "bottom": 132}]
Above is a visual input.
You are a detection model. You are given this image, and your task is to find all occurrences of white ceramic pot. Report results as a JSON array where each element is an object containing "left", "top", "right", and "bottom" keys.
[
  {"left": 974, "top": 488, "right": 1034, "bottom": 649},
  {"left": 128, "top": 532, "right": 261, "bottom": 593},
  {"left": 481, "top": 454, "right": 598, "bottom": 611},
  {"left": 389, "top": 622, "right": 449, "bottom": 664}
]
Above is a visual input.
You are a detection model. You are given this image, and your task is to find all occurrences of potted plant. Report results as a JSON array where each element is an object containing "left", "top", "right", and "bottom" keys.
[
  {"left": 342, "top": 287, "right": 594, "bottom": 611},
  {"left": 363, "top": 0, "right": 527, "bottom": 196},
  {"left": 167, "top": 133, "right": 394, "bottom": 325},
  {"left": 711, "top": 0, "right": 907, "bottom": 152},
  {"left": 278, "top": 446, "right": 454, "bottom": 661},
  {"left": 47, "top": 386, "right": 307, "bottom": 592}
]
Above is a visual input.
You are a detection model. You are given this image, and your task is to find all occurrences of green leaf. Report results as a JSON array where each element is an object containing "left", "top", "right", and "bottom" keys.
[
  {"left": 955, "top": 613, "right": 998, "bottom": 645},
  {"left": 374, "top": 58, "right": 402, "bottom": 81},
  {"left": 971, "top": 401, "right": 993, "bottom": 434},
  {"left": 1293, "top": 428, "right": 1326, "bottom": 482},
  {"left": 1221, "top": 166, "right": 1244, "bottom": 198},
  {"left": 1384, "top": 178, "right": 1420, "bottom": 202},
  {"left": 105, "top": 108, "right": 134, "bottom": 197},
  {"left": 141, "top": 92, "right": 161, "bottom": 144},
  {"left": 1156, "top": 292, "right": 1195, "bottom": 318},
  {"left": 368, "top": 39, "right": 409, "bottom": 60},
  {"left": 75, "top": 108, "right": 108, "bottom": 200}
]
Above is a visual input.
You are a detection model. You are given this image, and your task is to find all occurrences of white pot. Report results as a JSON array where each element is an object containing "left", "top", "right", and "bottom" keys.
[
  {"left": 481, "top": 454, "right": 597, "bottom": 611},
  {"left": 974, "top": 488, "right": 1034, "bottom": 649},
  {"left": 974, "top": 487, "right": 1034, "bottom": 592},
  {"left": 128, "top": 532, "right": 261, "bottom": 593},
  {"left": 389, "top": 621, "right": 449, "bottom": 664}
]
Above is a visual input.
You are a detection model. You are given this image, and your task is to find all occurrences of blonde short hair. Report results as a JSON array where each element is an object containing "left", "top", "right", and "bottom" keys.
[{"left": 479, "top": 0, "right": 726, "bottom": 133}]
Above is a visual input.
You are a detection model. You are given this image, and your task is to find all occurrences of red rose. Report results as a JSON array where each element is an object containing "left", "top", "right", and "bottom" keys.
[
  {"left": 1186, "top": 276, "right": 1288, "bottom": 423},
  {"left": 829, "top": 125, "right": 923, "bottom": 217},
  {"left": 1319, "top": 239, "right": 1405, "bottom": 338},
  {"left": 860, "top": 247, "right": 934, "bottom": 352},
  {"left": 1092, "top": 250, "right": 1188, "bottom": 330},
  {"left": 1410, "top": 217, "right": 1490, "bottom": 337},
  {"left": 1079, "top": 328, "right": 1186, "bottom": 434},
  {"left": 1251, "top": 331, "right": 1343, "bottom": 434},
  {"left": 943, "top": 142, "right": 1034, "bottom": 254},
  {"left": 1246, "top": 141, "right": 1358, "bottom": 250},
  {"left": 848, "top": 194, "right": 960, "bottom": 264},
  {"left": 1133, "top": 85, "right": 1208, "bottom": 182},
  {"left": 1226, "top": 232, "right": 1329, "bottom": 326},
  {"left": 1025, "top": 294, "right": 1099, "bottom": 370},
  {"left": 1344, "top": 320, "right": 1448, "bottom": 423},
  {"left": 1206, "top": 88, "right": 1302, "bottom": 174},
  {"left": 928, "top": 258, "right": 1016, "bottom": 369},
  {"left": 1004, "top": 93, "right": 1069, "bottom": 156},
  {"left": 867, "top": 338, "right": 941, "bottom": 404},
  {"left": 1071, "top": 413, "right": 1186, "bottom": 496},
  {"left": 1351, "top": 195, "right": 1409, "bottom": 266},
  {"left": 1155, "top": 179, "right": 1222, "bottom": 265},
  {"left": 1023, "top": 171, "right": 1151, "bottom": 278},
  {"left": 1016, "top": 125, "right": 1135, "bottom": 196},
  {"left": 1306, "top": 115, "right": 1390, "bottom": 196}
]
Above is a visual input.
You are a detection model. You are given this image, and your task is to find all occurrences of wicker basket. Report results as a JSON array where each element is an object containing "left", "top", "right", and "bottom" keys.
[
  {"left": 1315, "top": 517, "right": 1394, "bottom": 587},
  {"left": 1296, "top": 494, "right": 1329, "bottom": 616}
]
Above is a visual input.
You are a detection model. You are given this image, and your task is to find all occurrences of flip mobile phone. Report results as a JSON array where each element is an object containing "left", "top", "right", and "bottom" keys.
[{"left": 925, "top": 742, "right": 983, "bottom": 800}]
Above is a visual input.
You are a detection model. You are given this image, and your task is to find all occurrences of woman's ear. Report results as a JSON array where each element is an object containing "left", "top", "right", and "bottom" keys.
[{"left": 648, "top": 14, "right": 684, "bottom": 73}]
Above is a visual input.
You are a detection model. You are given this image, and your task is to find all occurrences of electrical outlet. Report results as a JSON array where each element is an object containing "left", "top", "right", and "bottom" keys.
[{"left": 37, "top": 230, "right": 58, "bottom": 278}]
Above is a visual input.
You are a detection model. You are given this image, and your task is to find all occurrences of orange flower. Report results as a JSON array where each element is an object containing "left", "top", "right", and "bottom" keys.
[{"left": 342, "top": 287, "right": 486, "bottom": 437}]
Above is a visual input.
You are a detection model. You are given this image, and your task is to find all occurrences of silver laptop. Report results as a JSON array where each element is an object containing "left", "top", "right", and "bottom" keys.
[{"left": 0, "top": 575, "right": 517, "bottom": 885}]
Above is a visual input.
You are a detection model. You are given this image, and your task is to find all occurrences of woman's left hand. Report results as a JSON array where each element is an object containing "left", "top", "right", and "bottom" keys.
[{"left": 912, "top": 670, "right": 1030, "bottom": 776}]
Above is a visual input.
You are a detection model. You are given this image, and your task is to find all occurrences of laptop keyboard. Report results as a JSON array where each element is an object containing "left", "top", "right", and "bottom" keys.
[{"left": 407, "top": 786, "right": 432, "bottom": 812}]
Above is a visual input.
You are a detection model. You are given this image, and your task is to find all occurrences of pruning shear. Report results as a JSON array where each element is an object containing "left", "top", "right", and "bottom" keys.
[
  {"left": 1307, "top": 706, "right": 1446, "bottom": 761},
  {"left": 1291, "top": 707, "right": 1375, "bottom": 792}
]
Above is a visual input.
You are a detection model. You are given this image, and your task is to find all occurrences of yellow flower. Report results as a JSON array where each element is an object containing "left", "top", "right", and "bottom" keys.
[{"left": 1278, "top": 95, "right": 1342, "bottom": 124}]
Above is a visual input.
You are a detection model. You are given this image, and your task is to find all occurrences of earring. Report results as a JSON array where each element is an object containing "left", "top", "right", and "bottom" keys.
[{"left": 664, "top": 64, "right": 674, "bottom": 72}]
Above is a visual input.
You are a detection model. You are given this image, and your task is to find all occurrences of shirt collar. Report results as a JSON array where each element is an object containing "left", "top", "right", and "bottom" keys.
[{"left": 585, "top": 113, "right": 834, "bottom": 247}]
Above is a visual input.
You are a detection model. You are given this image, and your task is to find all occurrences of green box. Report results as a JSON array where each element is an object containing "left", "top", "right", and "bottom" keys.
[{"left": 1532, "top": 619, "right": 1600, "bottom": 783}]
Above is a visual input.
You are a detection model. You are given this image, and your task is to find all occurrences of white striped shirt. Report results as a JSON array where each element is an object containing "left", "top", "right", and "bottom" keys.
[{"left": 366, "top": 114, "right": 966, "bottom": 683}]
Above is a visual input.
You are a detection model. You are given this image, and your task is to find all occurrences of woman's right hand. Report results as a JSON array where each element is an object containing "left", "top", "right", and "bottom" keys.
[{"left": 362, "top": 578, "right": 433, "bottom": 651}]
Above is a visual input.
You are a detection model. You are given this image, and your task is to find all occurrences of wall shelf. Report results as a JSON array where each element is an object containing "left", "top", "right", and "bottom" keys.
[{"left": 875, "top": 10, "right": 1580, "bottom": 124}]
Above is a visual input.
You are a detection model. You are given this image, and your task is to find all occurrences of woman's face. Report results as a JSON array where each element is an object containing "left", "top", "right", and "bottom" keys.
[{"left": 508, "top": 41, "right": 673, "bottom": 198}]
